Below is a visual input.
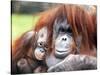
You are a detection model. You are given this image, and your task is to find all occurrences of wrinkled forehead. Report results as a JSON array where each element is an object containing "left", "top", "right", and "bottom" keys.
[
  {"left": 37, "top": 27, "right": 48, "bottom": 36},
  {"left": 53, "top": 15, "right": 71, "bottom": 31},
  {"left": 37, "top": 27, "right": 48, "bottom": 43}
]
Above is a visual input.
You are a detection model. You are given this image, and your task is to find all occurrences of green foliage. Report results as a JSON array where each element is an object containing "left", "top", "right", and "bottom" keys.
[{"left": 12, "top": 14, "right": 40, "bottom": 40}]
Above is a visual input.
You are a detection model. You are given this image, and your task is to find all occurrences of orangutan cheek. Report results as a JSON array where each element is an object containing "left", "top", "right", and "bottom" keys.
[{"left": 54, "top": 34, "right": 74, "bottom": 58}]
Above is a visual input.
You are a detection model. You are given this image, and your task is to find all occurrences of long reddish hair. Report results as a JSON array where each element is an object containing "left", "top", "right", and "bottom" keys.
[
  {"left": 32, "top": 4, "right": 97, "bottom": 56},
  {"left": 12, "top": 4, "right": 96, "bottom": 73}
]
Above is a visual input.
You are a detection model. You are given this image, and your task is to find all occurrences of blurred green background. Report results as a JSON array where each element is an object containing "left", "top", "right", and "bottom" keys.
[
  {"left": 11, "top": 1, "right": 95, "bottom": 41},
  {"left": 12, "top": 14, "right": 39, "bottom": 40},
  {"left": 11, "top": 1, "right": 58, "bottom": 41}
]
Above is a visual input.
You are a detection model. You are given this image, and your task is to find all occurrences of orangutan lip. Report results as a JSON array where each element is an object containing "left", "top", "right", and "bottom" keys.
[{"left": 56, "top": 50, "right": 67, "bottom": 53}]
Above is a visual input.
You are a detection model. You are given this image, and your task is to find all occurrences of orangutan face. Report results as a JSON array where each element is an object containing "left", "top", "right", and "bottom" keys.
[
  {"left": 34, "top": 27, "right": 48, "bottom": 60},
  {"left": 53, "top": 15, "right": 74, "bottom": 58}
]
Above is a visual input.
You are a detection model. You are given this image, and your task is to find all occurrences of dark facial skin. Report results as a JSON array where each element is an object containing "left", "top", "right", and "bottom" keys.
[
  {"left": 46, "top": 15, "right": 75, "bottom": 68},
  {"left": 34, "top": 27, "right": 48, "bottom": 60},
  {"left": 53, "top": 15, "right": 74, "bottom": 58}
]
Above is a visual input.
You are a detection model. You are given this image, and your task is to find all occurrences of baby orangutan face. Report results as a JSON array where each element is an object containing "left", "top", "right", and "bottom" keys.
[
  {"left": 53, "top": 15, "right": 75, "bottom": 59},
  {"left": 34, "top": 27, "right": 48, "bottom": 60}
]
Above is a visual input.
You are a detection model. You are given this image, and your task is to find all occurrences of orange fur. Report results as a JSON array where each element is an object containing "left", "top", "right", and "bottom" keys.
[{"left": 11, "top": 4, "right": 97, "bottom": 74}]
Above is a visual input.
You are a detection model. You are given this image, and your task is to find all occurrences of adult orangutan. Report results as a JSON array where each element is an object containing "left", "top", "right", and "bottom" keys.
[
  {"left": 45, "top": 5, "right": 97, "bottom": 72},
  {"left": 11, "top": 4, "right": 97, "bottom": 74}
]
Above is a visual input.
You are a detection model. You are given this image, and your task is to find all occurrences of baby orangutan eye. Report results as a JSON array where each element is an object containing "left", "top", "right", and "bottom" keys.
[
  {"left": 40, "top": 34, "right": 44, "bottom": 38},
  {"left": 38, "top": 42, "right": 44, "bottom": 47}
]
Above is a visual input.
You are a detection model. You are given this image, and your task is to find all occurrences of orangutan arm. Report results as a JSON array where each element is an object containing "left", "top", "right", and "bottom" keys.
[
  {"left": 12, "top": 30, "right": 35, "bottom": 74},
  {"left": 48, "top": 54, "right": 97, "bottom": 72}
]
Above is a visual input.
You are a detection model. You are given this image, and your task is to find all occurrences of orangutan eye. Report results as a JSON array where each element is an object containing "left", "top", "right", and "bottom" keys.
[
  {"left": 40, "top": 33, "right": 44, "bottom": 38},
  {"left": 67, "top": 26, "right": 72, "bottom": 33},
  {"left": 59, "top": 27, "right": 66, "bottom": 32},
  {"left": 38, "top": 42, "right": 43, "bottom": 47}
]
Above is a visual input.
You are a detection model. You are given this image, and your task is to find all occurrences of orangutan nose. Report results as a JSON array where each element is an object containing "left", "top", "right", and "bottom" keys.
[
  {"left": 40, "top": 49, "right": 45, "bottom": 53},
  {"left": 62, "top": 37, "right": 67, "bottom": 41}
]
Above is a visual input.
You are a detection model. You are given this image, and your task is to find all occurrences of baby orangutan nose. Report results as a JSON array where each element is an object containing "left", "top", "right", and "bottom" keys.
[
  {"left": 40, "top": 48, "right": 45, "bottom": 53},
  {"left": 34, "top": 41, "right": 48, "bottom": 60},
  {"left": 34, "top": 47, "right": 46, "bottom": 60}
]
